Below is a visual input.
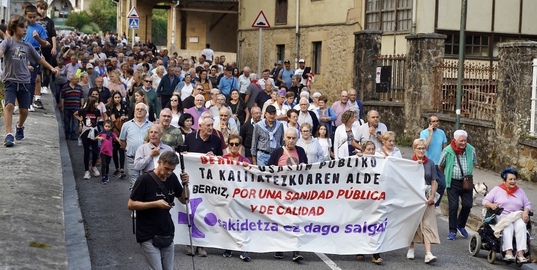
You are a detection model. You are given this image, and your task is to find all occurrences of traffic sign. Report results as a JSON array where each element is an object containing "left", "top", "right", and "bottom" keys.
[
  {"left": 127, "top": 6, "right": 140, "bottom": 18},
  {"left": 128, "top": 18, "right": 139, "bottom": 29},
  {"left": 252, "top": 10, "right": 270, "bottom": 28}
]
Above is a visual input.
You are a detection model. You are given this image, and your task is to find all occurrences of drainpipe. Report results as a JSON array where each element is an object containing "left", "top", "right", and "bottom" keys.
[
  {"left": 294, "top": 0, "right": 300, "bottom": 69},
  {"left": 171, "top": 1, "right": 180, "bottom": 52},
  {"left": 530, "top": 58, "right": 537, "bottom": 136},
  {"left": 411, "top": 0, "right": 417, "bottom": 34}
]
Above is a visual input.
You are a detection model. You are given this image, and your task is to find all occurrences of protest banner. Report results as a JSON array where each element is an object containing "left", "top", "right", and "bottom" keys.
[{"left": 170, "top": 153, "right": 426, "bottom": 254}]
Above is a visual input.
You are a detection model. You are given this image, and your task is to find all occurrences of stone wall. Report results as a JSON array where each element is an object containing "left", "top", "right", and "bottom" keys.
[{"left": 354, "top": 35, "right": 537, "bottom": 182}]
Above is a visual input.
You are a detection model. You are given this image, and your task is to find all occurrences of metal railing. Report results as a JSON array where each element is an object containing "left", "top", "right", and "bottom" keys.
[
  {"left": 374, "top": 54, "right": 406, "bottom": 102},
  {"left": 433, "top": 60, "right": 498, "bottom": 121}
]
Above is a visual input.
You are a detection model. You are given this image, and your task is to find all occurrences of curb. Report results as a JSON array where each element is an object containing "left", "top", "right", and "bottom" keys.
[{"left": 53, "top": 96, "right": 92, "bottom": 269}]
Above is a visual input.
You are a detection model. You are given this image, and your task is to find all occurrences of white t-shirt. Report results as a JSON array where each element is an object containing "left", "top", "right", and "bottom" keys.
[{"left": 180, "top": 84, "right": 194, "bottom": 101}]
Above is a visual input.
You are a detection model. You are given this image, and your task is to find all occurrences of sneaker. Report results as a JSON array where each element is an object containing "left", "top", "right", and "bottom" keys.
[
  {"left": 15, "top": 126, "right": 24, "bottom": 140},
  {"left": 101, "top": 175, "right": 109, "bottom": 184},
  {"left": 424, "top": 252, "right": 437, "bottom": 263},
  {"left": 292, "top": 252, "right": 304, "bottom": 262},
  {"left": 29, "top": 105, "right": 35, "bottom": 112},
  {"left": 14, "top": 105, "right": 18, "bottom": 113},
  {"left": 274, "top": 252, "right": 284, "bottom": 259},
  {"left": 406, "top": 248, "right": 415, "bottom": 260},
  {"left": 41, "top": 86, "right": 49, "bottom": 94},
  {"left": 222, "top": 250, "right": 232, "bottom": 258},
  {"left": 112, "top": 170, "right": 120, "bottom": 177},
  {"left": 91, "top": 167, "right": 101, "bottom": 177},
  {"left": 458, "top": 227, "right": 469, "bottom": 238},
  {"left": 517, "top": 256, "right": 528, "bottom": 263},
  {"left": 4, "top": 134, "right": 15, "bottom": 147},
  {"left": 240, "top": 252, "right": 251, "bottom": 262},
  {"left": 83, "top": 171, "right": 91, "bottom": 179},
  {"left": 197, "top": 247, "right": 207, "bottom": 257},
  {"left": 120, "top": 171, "right": 127, "bottom": 178},
  {"left": 447, "top": 232, "right": 456, "bottom": 240},
  {"left": 33, "top": 99, "right": 44, "bottom": 109}
]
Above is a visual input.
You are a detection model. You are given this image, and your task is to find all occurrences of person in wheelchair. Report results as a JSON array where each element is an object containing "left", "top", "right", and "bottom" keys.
[{"left": 482, "top": 167, "right": 532, "bottom": 263}]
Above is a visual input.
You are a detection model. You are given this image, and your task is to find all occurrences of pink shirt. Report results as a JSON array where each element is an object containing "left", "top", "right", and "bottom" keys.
[
  {"left": 99, "top": 132, "right": 117, "bottom": 157},
  {"left": 483, "top": 186, "right": 532, "bottom": 214},
  {"left": 277, "top": 148, "right": 299, "bottom": 166}
]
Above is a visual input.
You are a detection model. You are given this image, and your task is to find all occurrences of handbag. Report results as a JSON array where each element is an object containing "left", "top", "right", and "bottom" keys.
[
  {"left": 152, "top": 235, "right": 173, "bottom": 248},
  {"left": 455, "top": 154, "right": 473, "bottom": 192}
]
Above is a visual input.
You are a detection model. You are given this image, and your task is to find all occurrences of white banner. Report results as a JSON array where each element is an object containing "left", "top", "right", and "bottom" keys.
[{"left": 170, "top": 153, "right": 426, "bottom": 255}]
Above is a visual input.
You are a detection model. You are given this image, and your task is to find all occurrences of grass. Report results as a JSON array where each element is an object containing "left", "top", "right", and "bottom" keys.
[
  {"left": 396, "top": 136, "right": 413, "bottom": 147},
  {"left": 28, "top": 241, "right": 51, "bottom": 249}
]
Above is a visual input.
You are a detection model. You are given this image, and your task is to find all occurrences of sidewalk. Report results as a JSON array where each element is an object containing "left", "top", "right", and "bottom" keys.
[
  {"left": 399, "top": 146, "right": 537, "bottom": 264},
  {"left": 0, "top": 93, "right": 90, "bottom": 269}
]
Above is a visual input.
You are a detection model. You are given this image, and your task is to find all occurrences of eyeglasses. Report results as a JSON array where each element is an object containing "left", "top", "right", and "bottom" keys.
[
  {"left": 196, "top": 88, "right": 204, "bottom": 91},
  {"left": 170, "top": 99, "right": 178, "bottom": 102},
  {"left": 144, "top": 80, "right": 152, "bottom": 83},
  {"left": 135, "top": 108, "right": 146, "bottom": 111},
  {"left": 161, "top": 115, "right": 172, "bottom": 118},
  {"left": 416, "top": 147, "right": 426, "bottom": 150},
  {"left": 229, "top": 142, "right": 240, "bottom": 147},
  {"left": 301, "top": 130, "right": 310, "bottom": 133}
]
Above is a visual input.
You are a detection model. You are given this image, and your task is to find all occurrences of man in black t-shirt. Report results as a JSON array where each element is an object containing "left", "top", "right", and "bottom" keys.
[{"left": 128, "top": 151, "right": 189, "bottom": 270}]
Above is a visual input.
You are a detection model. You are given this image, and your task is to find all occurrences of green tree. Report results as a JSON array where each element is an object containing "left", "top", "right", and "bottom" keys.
[
  {"left": 151, "top": 9, "right": 167, "bottom": 46},
  {"left": 88, "top": 0, "right": 117, "bottom": 32},
  {"left": 65, "top": 11, "right": 92, "bottom": 30}
]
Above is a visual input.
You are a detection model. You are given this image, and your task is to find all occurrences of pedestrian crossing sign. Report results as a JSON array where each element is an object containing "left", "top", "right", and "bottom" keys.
[{"left": 129, "top": 18, "right": 139, "bottom": 29}]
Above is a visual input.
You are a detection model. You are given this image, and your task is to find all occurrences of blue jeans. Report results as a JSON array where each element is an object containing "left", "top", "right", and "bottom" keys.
[
  {"left": 63, "top": 109, "right": 78, "bottom": 139},
  {"left": 140, "top": 239, "right": 174, "bottom": 270},
  {"left": 435, "top": 165, "right": 446, "bottom": 207},
  {"left": 256, "top": 151, "right": 270, "bottom": 166}
]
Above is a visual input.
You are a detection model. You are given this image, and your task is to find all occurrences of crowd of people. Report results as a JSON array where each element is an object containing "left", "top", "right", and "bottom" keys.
[{"left": 0, "top": 3, "right": 532, "bottom": 269}]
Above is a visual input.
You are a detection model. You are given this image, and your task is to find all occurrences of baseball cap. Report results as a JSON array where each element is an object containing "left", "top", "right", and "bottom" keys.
[
  {"left": 298, "top": 59, "right": 305, "bottom": 63},
  {"left": 276, "top": 60, "right": 283, "bottom": 65},
  {"left": 284, "top": 59, "right": 290, "bottom": 64},
  {"left": 266, "top": 105, "right": 277, "bottom": 113},
  {"left": 86, "top": 63, "right": 93, "bottom": 69},
  {"left": 277, "top": 90, "right": 286, "bottom": 97}
]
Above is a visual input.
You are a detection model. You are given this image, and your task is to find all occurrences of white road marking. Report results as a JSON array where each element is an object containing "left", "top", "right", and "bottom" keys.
[{"left": 316, "top": 252, "right": 342, "bottom": 270}]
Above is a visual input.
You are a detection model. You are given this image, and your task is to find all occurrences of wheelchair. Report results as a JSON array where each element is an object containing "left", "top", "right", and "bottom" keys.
[{"left": 468, "top": 207, "right": 533, "bottom": 267}]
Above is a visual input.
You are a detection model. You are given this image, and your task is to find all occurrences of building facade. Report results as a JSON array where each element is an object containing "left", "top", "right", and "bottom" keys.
[{"left": 238, "top": 0, "right": 537, "bottom": 99}]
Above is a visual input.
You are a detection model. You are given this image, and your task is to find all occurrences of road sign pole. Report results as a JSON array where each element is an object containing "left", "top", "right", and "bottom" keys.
[
  {"left": 257, "top": 28, "right": 262, "bottom": 75},
  {"left": 132, "top": 28, "right": 135, "bottom": 47}
]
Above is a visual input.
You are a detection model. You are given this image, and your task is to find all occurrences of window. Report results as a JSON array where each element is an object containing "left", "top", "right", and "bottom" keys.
[
  {"left": 312, "top": 42, "right": 322, "bottom": 74},
  {"left": 365, "top": 0, "right": 412, "bottom": 32},
  {"left": 276, "top": 44, "right": 285, "bottom": 62},
  {"left": 275, "top": 0, "right": 288, "bottom": 24}
]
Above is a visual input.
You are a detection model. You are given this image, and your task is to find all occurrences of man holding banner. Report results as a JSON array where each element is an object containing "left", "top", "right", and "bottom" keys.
[{"left": 268, "top": 127, "right": 307, "bottom": 262}]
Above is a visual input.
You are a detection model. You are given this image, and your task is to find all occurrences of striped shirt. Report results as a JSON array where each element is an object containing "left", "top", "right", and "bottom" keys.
[{"left": 61, "top": 84, "right": 83, "bottom": 110}]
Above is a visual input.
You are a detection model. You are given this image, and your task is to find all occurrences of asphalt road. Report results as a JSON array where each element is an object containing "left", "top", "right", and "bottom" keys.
[{"left": 66, "top": 140, "right": 534, "bottom": 270}]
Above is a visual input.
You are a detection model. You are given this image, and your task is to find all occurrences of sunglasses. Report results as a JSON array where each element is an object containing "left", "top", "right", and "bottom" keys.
[
  {"left": 144, "top": 80, "right": 152, "bottom": 83},
  {"left": 229, "top": 142, "right": 240, "bottom": 147},
  {"left": 170, "top": 99, "right": 178, "bottom": 102}
]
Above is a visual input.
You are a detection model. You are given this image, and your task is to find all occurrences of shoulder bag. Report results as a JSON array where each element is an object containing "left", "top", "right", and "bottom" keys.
[
  {"left": 455, "top": 154, "right": 473, "bottom": 192},
  {"left": 148, "top": 171, "right": 174, "bottom": 248}
]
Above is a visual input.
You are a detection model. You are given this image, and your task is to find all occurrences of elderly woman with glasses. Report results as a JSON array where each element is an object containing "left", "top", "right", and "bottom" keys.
[
  {"left": 406, "top": 138, "right": 440, "bottom": 264},
  {"left": 296, "top": 122, "right": 324, "bottom": 163},
  {"left": 222, "top": 134, "right": 251, "bottom": 261}
]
